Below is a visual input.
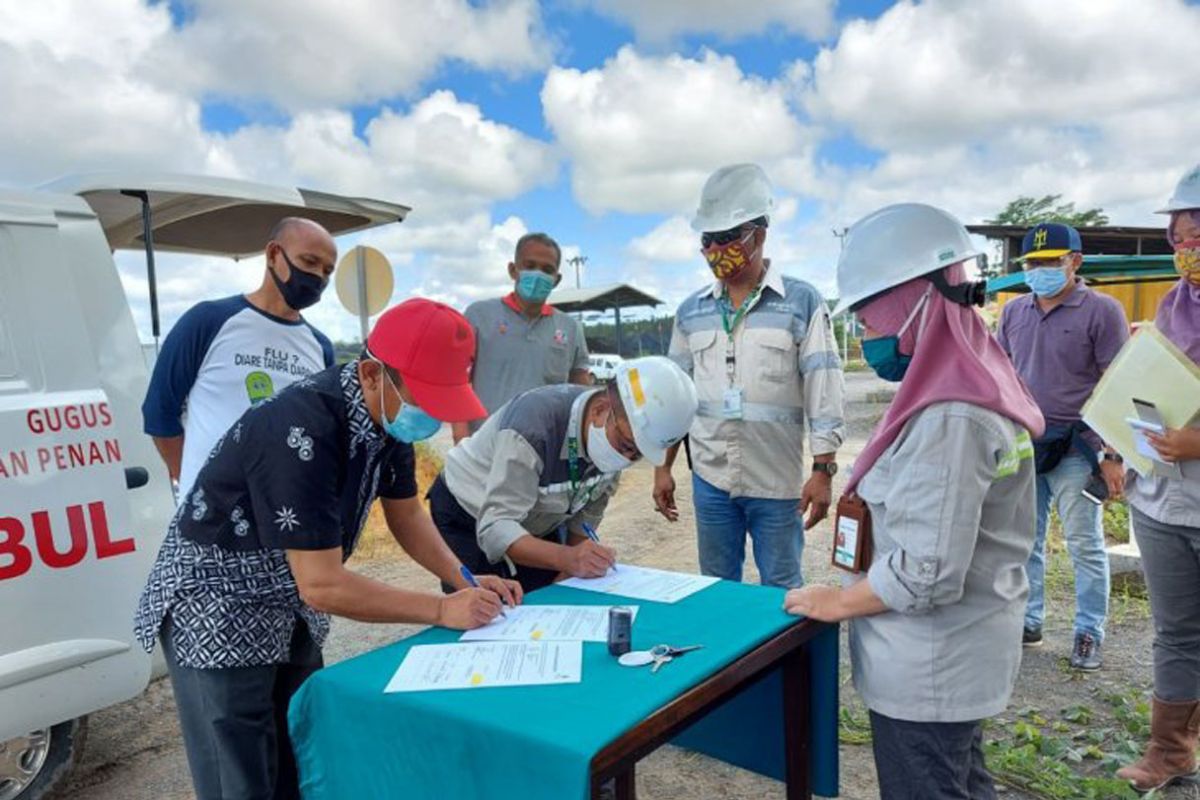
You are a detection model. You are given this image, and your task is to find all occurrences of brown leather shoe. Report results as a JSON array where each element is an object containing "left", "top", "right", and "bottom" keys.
[{"left": 1116, "top": 697, "right": 1200, "bottom": 792}]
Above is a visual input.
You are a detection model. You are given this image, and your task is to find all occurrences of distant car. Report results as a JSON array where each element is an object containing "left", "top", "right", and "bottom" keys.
[{"left": 587, "top": 354, "right": 623, "bottom": 382}]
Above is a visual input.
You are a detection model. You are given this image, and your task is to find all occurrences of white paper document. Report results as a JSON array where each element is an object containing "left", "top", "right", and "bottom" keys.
[
  {"left": 459, "top": 604, "right": 639, "bottom": 643},
  {"left": 559, "top": 564, "right": 718, "bottom": 604},
  {"left": 384, "top": 641, "right": 582, "bottom": 693},
  {"left": 1126, "top": 418, "right": 1184, "bottom": 478}
]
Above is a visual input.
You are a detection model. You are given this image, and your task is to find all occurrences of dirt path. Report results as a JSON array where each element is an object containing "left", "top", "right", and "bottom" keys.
[{"left": 59, "top": 373, "right": 1193, "bottom": 799}]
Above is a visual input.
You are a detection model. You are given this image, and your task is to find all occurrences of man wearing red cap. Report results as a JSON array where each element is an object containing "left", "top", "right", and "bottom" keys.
[{"left": 134, "top": 298, "right": 520, "bottom": 800}]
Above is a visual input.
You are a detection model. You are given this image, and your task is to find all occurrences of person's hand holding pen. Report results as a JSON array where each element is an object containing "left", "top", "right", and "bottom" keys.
[
  {"left": 475, "top": 573, "right": 523, "bottom": 608},
  {"left": 562, "top": 523, "right": 616, "bottom": 578},
  {"left": 441, "top": 566, "right": 521, "bottom": 629}
]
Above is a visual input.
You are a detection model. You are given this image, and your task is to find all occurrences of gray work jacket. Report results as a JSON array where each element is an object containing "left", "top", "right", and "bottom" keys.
[
  {"left": 849, "top": 401, "right": 1037, "bottom": 723},
  {"left": 444, "top": 385, "right": 619, "bottom": 563}
]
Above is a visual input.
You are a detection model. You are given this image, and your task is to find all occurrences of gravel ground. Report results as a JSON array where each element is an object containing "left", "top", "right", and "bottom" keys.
[{"left": 56, "top": 372, "right": 1197, "bottom": 799}]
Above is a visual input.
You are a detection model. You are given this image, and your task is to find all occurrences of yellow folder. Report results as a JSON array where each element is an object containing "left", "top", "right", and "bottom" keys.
[{"left": 1081, "top": 325, "right": 1200, "bottom": 477}]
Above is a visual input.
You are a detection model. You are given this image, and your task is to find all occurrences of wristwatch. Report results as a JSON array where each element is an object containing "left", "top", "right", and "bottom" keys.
[
  {"left": 1102, "top": 452, "right": 1124, "bottom": 464},
  {"left": 812, "top": 462, "right": 839, "bottom": 477}
]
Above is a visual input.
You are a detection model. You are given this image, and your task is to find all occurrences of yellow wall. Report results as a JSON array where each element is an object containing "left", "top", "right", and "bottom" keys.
[{"left": 997, "top": 281, "right": 1176, "bottom": 324}]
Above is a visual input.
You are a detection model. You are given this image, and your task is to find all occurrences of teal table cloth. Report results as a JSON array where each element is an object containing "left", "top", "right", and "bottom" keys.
[{"left": 289, "top": 580, "right": 839, "bottom": 799}]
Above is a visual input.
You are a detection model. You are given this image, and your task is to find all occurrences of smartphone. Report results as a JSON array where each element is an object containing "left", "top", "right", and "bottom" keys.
[
  {"left": 1081, "top": 472, "right": 1109, "bottom": 505},
  {"left": 1130, "top": 398, "right": 1183, "bottom": 479},
  {"left": 1132, "top": 398, "right": 1166, "bottom": 427}
]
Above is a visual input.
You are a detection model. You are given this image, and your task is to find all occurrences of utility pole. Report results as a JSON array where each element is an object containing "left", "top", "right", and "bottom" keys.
[
  {"left": 566, "top": 255, "right": 588, "bottom": 289},
  {"left": 832, "top": 227, "right": 851, "bottom": 365}
]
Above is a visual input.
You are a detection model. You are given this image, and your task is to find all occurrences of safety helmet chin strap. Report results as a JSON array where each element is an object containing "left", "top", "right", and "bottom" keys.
[{"left": 927, "top": 268, "right": 987, "bottom": 308}]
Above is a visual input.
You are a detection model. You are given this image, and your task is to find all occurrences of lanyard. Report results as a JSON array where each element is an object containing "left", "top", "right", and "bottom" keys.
[
  {"left": 566, "top": 435, "right": 596, "bottom": 512},
  {"left": 718, "top": 282, "right": 763, "bottom": 385},
  {"left": 567, "top": 435, "right": 581, "bottom": 492},
  {"left": 719, "top": 283, "right": 763, "bottom": 337}
]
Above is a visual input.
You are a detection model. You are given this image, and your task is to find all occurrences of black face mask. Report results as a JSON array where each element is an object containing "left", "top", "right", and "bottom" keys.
[{"left": 269, "top": 249, "right": 327, "bottom": 311}]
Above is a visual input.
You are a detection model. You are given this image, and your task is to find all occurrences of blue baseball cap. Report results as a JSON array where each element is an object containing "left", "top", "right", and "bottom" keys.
[{"left": 1019, "top": 222, "right": 1082, "bottom": 261}]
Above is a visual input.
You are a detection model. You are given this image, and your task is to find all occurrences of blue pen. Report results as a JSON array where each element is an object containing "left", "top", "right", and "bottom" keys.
[
  {"left": 459, "top": 565, "right": 508, "bottom": 618},
  {"left": 580, "top": 522, "right": 617, "bottom": 572}
]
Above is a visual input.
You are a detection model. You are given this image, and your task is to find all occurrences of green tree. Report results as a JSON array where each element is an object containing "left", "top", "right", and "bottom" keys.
[{"left": 986, "top": 194, "right": 1109, "bottom": 227}]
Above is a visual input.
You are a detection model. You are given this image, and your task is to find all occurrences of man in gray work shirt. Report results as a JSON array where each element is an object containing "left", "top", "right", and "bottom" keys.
[
  {"left": 452, "top": 232, "right": 591, "bottom": 441},
  {"left": 432, "top": 357, "right": 697, "bottom": 592}
]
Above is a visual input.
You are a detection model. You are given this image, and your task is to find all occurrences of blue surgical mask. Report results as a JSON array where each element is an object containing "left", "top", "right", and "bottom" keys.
[
  {"left": 377, "top": 365, "right": 441, "bottom": 443},
  {"left": 515, "top": 270, "right": 556, "bottom": 303},
  {"left": 859, "top": 286, "right": 929, "bottom": 383},
  {"left": 862, "top": 337, "right": 911, "bottom": 382},
  {"left": 1023, "top": 267, "right": 1069, "bottom": 298}
]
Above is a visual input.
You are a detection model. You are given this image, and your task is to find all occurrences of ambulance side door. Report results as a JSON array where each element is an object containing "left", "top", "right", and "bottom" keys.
[{"left": 0, "top": 201, "right": 154, "bottom": 741}]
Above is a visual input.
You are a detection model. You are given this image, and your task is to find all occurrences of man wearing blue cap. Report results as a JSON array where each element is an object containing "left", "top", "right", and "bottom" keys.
[{"left": 996, "top": 222, "right": 1129, "bottom": 671}]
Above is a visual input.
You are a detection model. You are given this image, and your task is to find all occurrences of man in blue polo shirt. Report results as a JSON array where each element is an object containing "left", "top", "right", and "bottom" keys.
[
  {"left": 142, "top": 217, "right": 336, "bottom": 500},
  {"left": 997, "top": 222, "right": 1129, "bottom": 671}
]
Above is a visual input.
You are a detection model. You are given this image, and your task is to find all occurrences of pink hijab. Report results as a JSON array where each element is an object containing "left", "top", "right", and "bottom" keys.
[
  {"left": 1158, "top": 211, "right": 1200, "bottom": 363},
  {"left": 847, "top": 265, "right": 1046, "bottom": 493}
]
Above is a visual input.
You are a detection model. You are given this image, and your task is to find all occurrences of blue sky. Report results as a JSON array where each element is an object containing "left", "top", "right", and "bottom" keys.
[{"left": 3, "top": 0, "right": 1198, "bottom": 342}]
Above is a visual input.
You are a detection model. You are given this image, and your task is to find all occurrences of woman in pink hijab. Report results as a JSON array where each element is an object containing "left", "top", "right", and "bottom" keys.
[
  {"left": 1117, "top": 165, "right": 1200, "bottom": 793},
  {"left": 784, "top": 204, "right": 1044, "bottom": 800}
]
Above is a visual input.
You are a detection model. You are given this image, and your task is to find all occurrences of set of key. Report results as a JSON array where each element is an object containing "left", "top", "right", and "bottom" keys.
[{"left": 617, "top": 644, "right": 704, "bottom": 672}]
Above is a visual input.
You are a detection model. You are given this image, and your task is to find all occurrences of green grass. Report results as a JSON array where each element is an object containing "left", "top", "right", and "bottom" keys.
[
  {"left": 974, "top": 508, "right": 1154, "bottom": 798},
  {"left": 982, "top": 692, "right": 1155, "bottom": 799}
]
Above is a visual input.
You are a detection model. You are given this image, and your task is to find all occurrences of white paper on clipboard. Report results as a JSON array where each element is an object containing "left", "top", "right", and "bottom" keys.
[{"left": 1082, "top": 326, "right": 1200, "bottom": 477}]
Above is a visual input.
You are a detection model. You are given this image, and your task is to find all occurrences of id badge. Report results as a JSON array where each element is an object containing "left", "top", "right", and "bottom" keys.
[
  {"left": 722, "top": 387, "right": 744, "bottom": 419},
  {"left": 832, "top": 515, "right": 860, "bottom": 570},
  {"left": 831, "top": 494, "right": 873, "bottom": 573}
]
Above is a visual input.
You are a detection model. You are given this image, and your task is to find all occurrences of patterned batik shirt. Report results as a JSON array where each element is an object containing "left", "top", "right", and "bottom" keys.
[{"left": 133, "top": 360, "right": 416, "bottom": 669}]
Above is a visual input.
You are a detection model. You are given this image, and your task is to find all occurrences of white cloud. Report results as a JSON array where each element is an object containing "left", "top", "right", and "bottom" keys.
[
  {"left": 0, "top": 1, "right": 223, "bottom": 184},
  {"left": 362, "top": 213, "right": 534, "bottom": 305},
  {"left": 792, "top": 0, "right": 1200, "bottom": 248},
  {"left": 542, "top": 46, "right": 814, "bottom": 215},
  {"left": 147, "top": 0, "right": 553, "bottom": 111},
  {"left": 584, "top": 0, "right": 835, "bottom": 43},
  {"left": 0, "top": 1, "right": 558, "bottom": 342},
  {"left": 223, "top": 91, "right": 558, "bottom": 219},
  {"left": 803, "top": 0, "right": 1200, "bottom": 153},
  {"left": 627, "top": 216, "right": 698, "bottom": 263}
]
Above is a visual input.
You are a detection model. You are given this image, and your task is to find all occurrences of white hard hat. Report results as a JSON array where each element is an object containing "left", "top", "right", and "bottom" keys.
[
  {"left": 832, "top": 203, "right": 981, "bottom": 317},
  {"left": 690, "top": 163, "right": 774, "bottom": 233},
  {"left": 614, "top": 356, "right": 698, "bottom": 467},
  {"left": 1156, "top": 164, "right": 1200, "bottom": 214}
]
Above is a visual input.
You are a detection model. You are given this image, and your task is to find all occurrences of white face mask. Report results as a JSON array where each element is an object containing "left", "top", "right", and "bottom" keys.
[{"left": 587, "top": 421, "right": 633, "bottom": 473}]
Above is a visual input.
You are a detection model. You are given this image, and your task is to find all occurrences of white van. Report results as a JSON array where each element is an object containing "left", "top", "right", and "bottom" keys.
[
  {"left": 0, "top": 174, "right": 407, "bottom": 799},
  {"left": 586, "top": 353, "right": 623, "bottom": 382}
]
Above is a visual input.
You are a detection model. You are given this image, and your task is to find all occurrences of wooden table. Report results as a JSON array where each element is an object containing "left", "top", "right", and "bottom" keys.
[{"left": 590, "top": 618, "right": 824, "bottom": 800}]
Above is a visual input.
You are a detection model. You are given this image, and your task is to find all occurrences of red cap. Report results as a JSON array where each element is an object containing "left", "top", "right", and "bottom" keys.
[{"left": 366, "top": 298, "right": 485, "bottom": 423}]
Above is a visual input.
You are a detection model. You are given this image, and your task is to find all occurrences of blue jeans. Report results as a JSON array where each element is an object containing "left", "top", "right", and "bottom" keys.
[
  {"left": 692, "top": 474, "right": 804, "bottom": 588},
  {"left": 1024, "top": 454, "right": 1109, "bottom": 640}
]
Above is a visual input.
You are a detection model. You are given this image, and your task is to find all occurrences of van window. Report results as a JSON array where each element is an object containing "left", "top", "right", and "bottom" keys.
[
  {"left": 0, "top": 272, "right": 16, "bottom": 378},
  {"left": 0, "top": 320, "right": 14, "bottom": 378}
]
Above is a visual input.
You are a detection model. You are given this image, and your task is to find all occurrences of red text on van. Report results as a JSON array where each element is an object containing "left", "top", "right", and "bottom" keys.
[{"left": 0, "top": 501, "right": 135, "bottom": 581}]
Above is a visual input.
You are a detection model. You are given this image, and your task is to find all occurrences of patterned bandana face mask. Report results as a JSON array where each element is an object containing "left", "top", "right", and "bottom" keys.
[
  {"left": 702, "top": 229, "right": 756, "bottom": 280},
  {"left": 1174, "top": 240, "right": 1200, "bottom": 286}
]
